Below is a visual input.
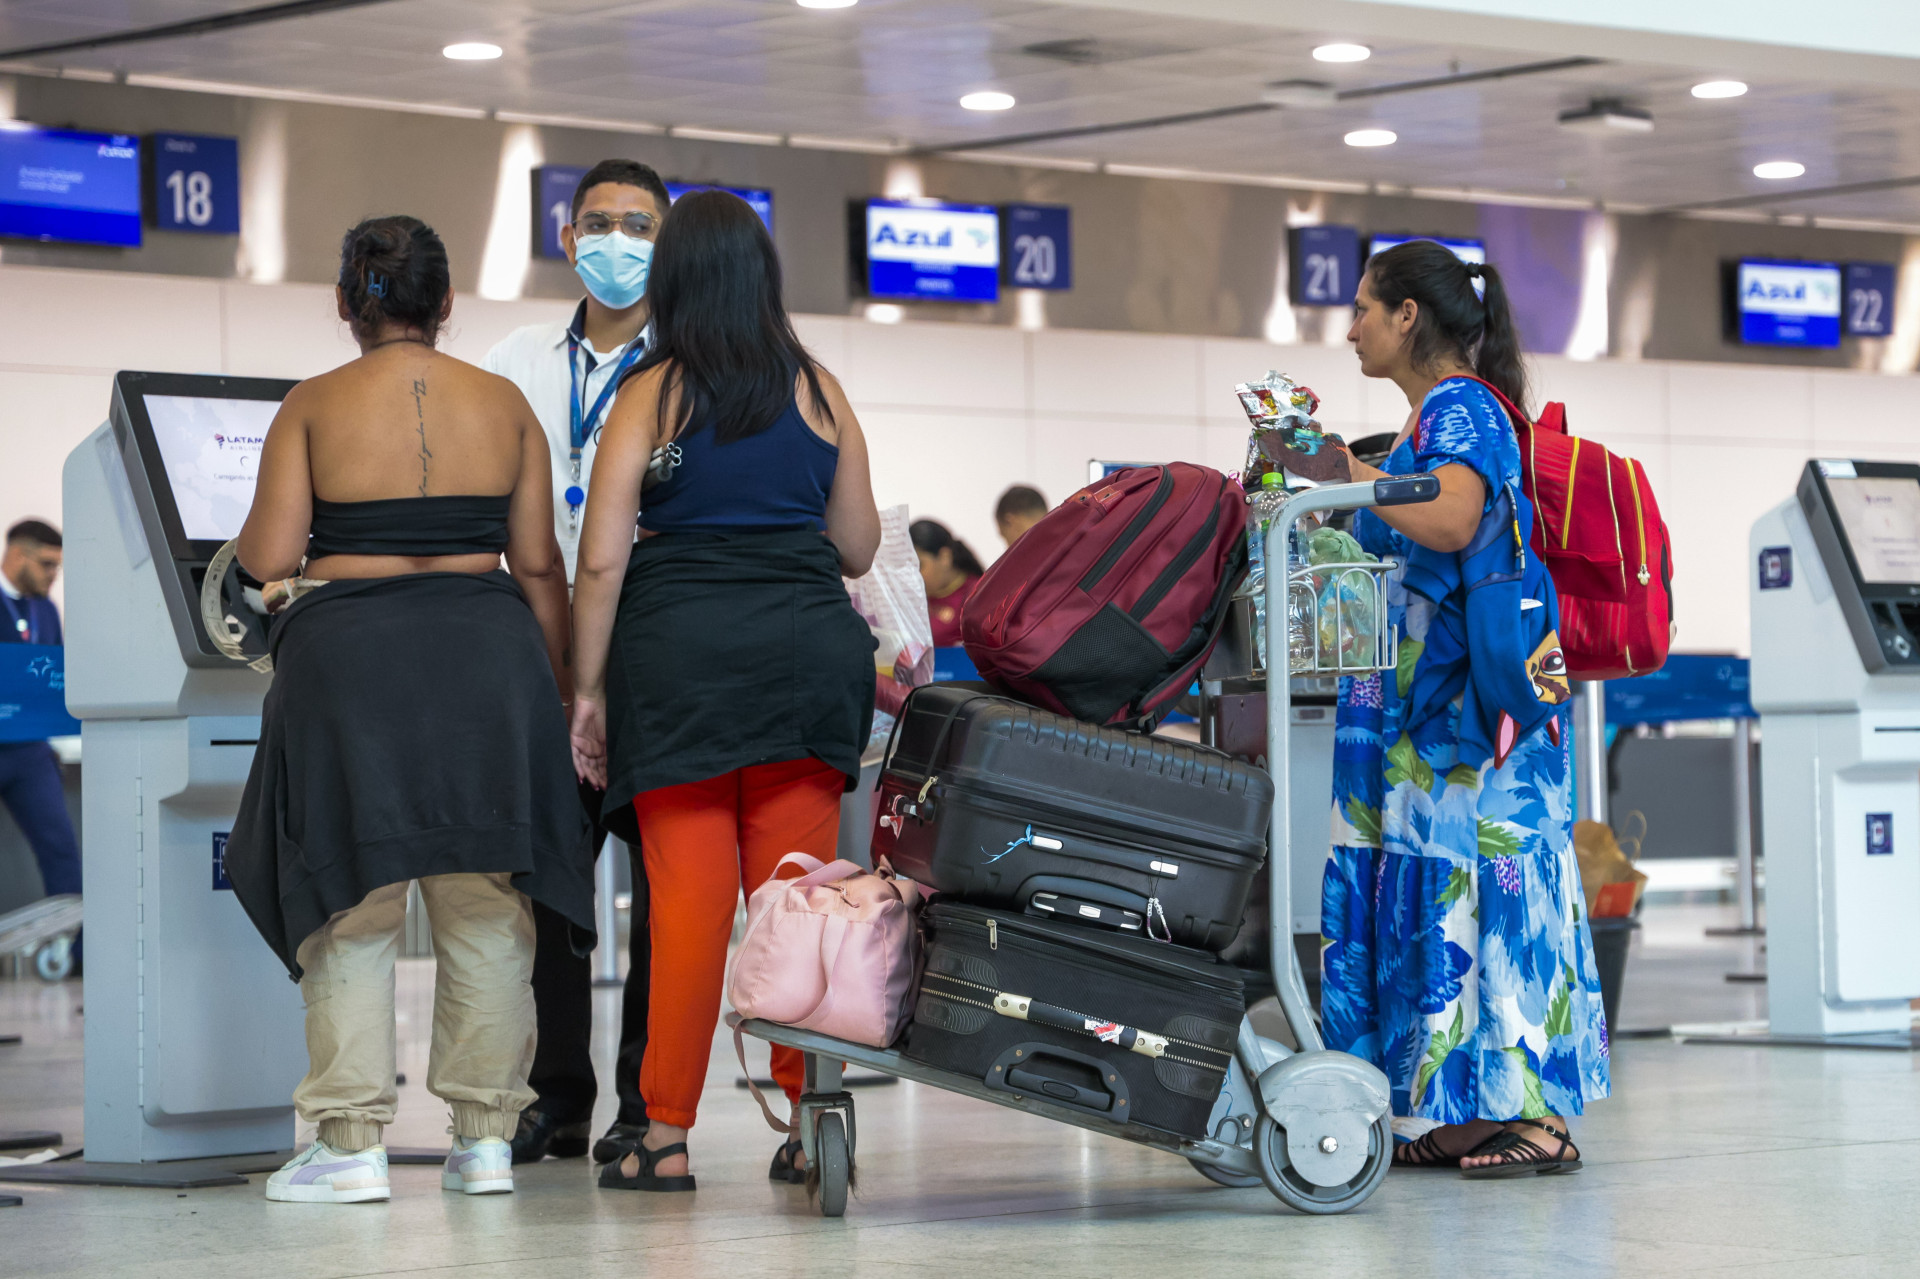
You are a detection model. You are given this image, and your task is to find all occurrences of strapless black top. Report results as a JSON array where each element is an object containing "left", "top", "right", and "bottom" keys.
[{"left": 307, "top": 494, "right": 511, "bottom": 559}]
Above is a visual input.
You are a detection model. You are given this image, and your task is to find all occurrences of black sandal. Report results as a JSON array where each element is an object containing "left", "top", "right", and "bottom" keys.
[
  {"left": 597, "top": 1141, "right": 695, "bottom": 1192},
  {"left": 1392, "top": 1127, "right": 1501, "bottom": 1170},
  {"left": 768, "top": 1138, "right": 806, "bottom": 1185},
  {"left": 1459, "top": 1122, "right": 1582, "bottom": 1179}
]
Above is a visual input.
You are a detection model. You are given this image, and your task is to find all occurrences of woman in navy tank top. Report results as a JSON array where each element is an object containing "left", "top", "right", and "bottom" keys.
[{"left": 570, "top": 190, "right": 880, "bottom": 1192}]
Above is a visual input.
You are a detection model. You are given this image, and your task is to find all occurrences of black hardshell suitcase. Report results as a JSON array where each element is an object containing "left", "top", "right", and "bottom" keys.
[
  {"left": 904, "top": 901, "right": 1244, "bottom": 1139},
  {"left": 872, "top": 683, "right": 1271, "bottom": 952}
]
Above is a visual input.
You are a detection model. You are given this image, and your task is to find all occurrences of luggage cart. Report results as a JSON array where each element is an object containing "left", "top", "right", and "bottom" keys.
[
  {"left": 0, "top": 894, "right": 83, "bottom": 982},
  {"left": 736, "top": 474, "right": 1439, "bottom": 1217}
]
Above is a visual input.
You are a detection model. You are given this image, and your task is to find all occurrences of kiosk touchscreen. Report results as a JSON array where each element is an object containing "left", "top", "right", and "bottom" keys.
[
  {"left": 110, "top": 370, "right": 294, "bottom": 666},
  {"left": 64, "top": 372, "right": 305, "bottom": 1169},
  {"left": 1751, "top": 460, "right": 1920, "bottom": 1041}
]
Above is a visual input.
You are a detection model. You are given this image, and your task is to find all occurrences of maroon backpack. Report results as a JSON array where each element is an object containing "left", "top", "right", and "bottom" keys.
[{"left": 961, "top": 463, "right": 1248, "bottom": 728}]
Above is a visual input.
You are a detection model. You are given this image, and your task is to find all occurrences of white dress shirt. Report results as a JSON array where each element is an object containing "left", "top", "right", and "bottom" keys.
[{"left": 483, "top": 299, "right": 648, "bottom": 583}]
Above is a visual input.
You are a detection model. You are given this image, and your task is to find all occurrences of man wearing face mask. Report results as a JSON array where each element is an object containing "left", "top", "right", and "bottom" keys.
[{"left": 483, "top": 158, "right": 665, "bottom": 1168}]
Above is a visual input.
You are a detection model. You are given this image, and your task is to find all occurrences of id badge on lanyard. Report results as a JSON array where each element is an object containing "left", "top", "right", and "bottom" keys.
[
  {"left": 566, "top": 336, "right": 647, "bottom": 533},
  {"left": 2, "top": 595, "right": 29, "bottom": 645}
]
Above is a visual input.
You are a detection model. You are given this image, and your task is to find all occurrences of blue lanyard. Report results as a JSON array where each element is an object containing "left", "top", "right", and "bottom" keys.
[
  {"left": 565, "top": 334, "right": 647, "bottom": 484},
  {"left": 1, "top": 593, "right": 31, "bottom": 644}
]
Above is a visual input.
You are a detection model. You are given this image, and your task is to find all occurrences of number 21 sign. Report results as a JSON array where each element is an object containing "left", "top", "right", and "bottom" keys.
[
  {"left": 149, "top": 133, "right": 240, "bottom": 234},
  {"left": 1290, "top": 225, "right": 1360, "bottom": 307}
]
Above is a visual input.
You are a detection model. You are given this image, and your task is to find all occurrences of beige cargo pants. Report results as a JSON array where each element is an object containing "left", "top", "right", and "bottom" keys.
[{"left": 292, "top": 872, "right": 537, "bottom": 1151}]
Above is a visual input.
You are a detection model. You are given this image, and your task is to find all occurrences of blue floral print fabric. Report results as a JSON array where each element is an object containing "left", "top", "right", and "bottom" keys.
[{"left": 1321, "top": 378, "right": 1611, "bottom": 1125}]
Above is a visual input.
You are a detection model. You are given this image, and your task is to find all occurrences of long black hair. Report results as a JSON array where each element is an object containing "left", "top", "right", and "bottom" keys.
[
  {"left": 1364, "top": 240, "right": 1528, "bottom": 416},
  {"left": 337, "top": 215, "right": 450, "bottom": 344},
  {"left": 910, "top": 520, "right": 984, "bottom": 578},
  {"left": 630, "top": 188, "right": 831, "bottom": 444}
]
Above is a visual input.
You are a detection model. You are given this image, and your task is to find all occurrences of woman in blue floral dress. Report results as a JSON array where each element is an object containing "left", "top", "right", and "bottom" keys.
[{"left": 1320, "top": 241, "right": 1610, "bottom": 1177}]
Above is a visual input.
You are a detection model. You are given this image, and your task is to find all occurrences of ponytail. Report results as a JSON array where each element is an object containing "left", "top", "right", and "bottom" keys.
[
  {"left": 909, "top": 519, "right": 984, "bottom": 578},
  {"left": 1364, "top": 240, "right": 1530, "bottom": 417}
]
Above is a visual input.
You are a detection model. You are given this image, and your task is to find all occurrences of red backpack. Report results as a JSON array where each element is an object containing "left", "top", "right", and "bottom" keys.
[
  {"left": 1454, "top": 376, "right": 1674, "bottom": 680},
  {"left": 962, "top": 462, "right": 1247, "bottom": 727}
]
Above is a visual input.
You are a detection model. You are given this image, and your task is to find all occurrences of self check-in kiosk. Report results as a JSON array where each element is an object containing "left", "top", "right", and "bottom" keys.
[
  {"left": 63, "top": 371, "right": 306, "bottom": 1162},
  {"left": 1751, "top": 459, "right": 1920, "bottom": 1041}
]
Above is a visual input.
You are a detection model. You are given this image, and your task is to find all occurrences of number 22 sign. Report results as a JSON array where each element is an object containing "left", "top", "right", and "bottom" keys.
[
  {"left": 149, "top": 133, "right": 240, "bottom": 234},
  {"left": 1844, "top": 262, "right": 1897, "bottom": 338}
]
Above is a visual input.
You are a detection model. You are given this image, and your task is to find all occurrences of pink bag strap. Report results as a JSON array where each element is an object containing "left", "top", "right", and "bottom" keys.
[
  {"left": 733, "top": 1025, "right": 795, "bottom": 1136},
  {"left": 773, "top": 850, "right": 865, "bottom": 890}
]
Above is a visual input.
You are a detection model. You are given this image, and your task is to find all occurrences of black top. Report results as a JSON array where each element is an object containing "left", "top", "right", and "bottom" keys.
[{"left": 307, "top": 494, "right": 511, "bottom": 559}]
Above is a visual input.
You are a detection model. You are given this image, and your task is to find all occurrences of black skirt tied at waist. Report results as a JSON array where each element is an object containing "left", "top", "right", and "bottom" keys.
[
  {"left": 601, "top": 529, "right": 876, "bottom": 832},
  {"left": 224, "top": 570, "right": 594, "bottom": 979}
]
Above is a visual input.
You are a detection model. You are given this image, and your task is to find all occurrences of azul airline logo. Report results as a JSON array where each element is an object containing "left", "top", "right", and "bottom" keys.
[
  {"left": 866, "top": 200, "right": 998, "bottom": 267},
  {"left": 1739, "top": 262, "right": 1840, "bottom": 317}
]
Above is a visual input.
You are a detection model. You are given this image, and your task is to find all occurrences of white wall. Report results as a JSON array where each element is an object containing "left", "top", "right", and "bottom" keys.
[{"left": 5, "top": 261, "right": 1918, "bottom": 656}]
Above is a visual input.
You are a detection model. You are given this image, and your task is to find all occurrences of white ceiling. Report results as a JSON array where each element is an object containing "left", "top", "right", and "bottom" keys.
[{"left": 4, "top": 0, "right": 1920, "bottom": 224}]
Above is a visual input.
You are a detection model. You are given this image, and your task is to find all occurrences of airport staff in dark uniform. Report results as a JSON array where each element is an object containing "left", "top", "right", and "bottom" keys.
[
  {"left": 0, "top": 520, "right": 82, "bottom": 931},
  {"left": 483, "top": 158, "right": 667, "bottom": 1167}
]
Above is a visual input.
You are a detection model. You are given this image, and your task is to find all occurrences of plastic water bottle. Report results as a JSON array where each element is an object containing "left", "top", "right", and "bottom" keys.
[{"left": 1246, "top": 473, "right": 1288, "bottom": 670}]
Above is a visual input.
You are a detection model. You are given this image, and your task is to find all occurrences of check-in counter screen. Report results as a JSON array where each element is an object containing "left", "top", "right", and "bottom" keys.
[
  {"left": 144, "top": 394, "right": 278, "bottom": 543},
  {"left": 1828, "top": 476, "right": 1920, "bottom": 586}
]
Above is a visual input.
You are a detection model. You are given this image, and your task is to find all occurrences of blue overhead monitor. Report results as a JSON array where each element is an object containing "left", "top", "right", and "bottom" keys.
[
  {"left": 1367, "top": 233, "right": 1486, "bottom": 265},
  {"left": 1736, "top": 259, "right": 1841, "bottom": 348},
  {"left": 863, "top": 198, "right": 1000, "bottom": 303},
  {"left": 666, "top": 181, "right": 774, "bottom": 233},
  {"left": 0, "top": 126, "right": 142, "bottom": 247}
]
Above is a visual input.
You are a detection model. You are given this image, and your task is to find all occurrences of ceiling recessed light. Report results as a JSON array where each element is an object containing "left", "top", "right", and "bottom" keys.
[
  {"left": 797, "top": 0, "right": 857, "bottom": 8},
  {"left": 1313, "top": 43, "right": 1371, "bottom": 63},
  {"left": 960, "top": 91, "right": 1015, "bottom": 112},
  {"left": 1691, "top": 80, "right": 1748, "bottom": 99},
  {"left": 1753, "top": 160, "right": 1805, "bottom": 180},
  {"left": 1344, "top": 128, "right": 1396, "bottom": 147},
  {"left": 442, "top": 42, "right": 502, "bottom": 61}
]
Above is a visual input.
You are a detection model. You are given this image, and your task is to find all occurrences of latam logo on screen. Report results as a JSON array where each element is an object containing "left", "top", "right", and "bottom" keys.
[{"left": 212, "top": 433, "right": 264, "bottom": 449}]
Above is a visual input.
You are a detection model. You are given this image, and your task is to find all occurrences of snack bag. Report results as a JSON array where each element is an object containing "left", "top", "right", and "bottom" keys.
[{"left": 1235, "top": 370, "right": 1350, "bottom": 486}]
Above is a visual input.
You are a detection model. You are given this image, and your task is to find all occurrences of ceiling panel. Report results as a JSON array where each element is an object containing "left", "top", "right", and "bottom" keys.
[{"left": 1, "top": 0, "right": 1917, "bottom": 221}]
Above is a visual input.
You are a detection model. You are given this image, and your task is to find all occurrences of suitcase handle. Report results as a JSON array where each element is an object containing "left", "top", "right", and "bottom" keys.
[
  {"left": 991, "top": 991, "right": 1168, "bottom": 1059},
  {"left": 984, "top": 1042, "right": 1132, "bottom": 1121}
]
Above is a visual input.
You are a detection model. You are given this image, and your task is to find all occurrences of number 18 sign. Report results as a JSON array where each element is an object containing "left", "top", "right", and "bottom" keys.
[{"left": 148, "top": 133, "right": 240, "bottom": 234}]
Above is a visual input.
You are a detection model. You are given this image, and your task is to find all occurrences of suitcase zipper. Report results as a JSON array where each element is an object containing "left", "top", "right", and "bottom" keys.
[
  {"left": 987, "top": 918, "right": 997, "bottom": 950},
  {"left": 1078, "top": 466, "right": 1173, "bottom": 594}
]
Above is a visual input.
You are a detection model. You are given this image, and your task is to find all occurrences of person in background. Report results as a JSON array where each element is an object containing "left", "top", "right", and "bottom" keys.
[
  {"left": 483, "top": 157, "right": 668, "bottom": 1170},
  {"left": 1320, "top": 239, "right": 1608, "bottom": 1178},
  {"left": 910, "top": 519, "right": 983, "bottom": 648},
  {"left": 225, "top": 216, "right": 592, "bottom": 1204},
  {"left": 993, "top": 484, "right": 1048, "bottom": 547},
  {"left": 0, "top": 521, "right": 82, "bottom": 950},
  {"left": 570, "top": 189, "right": 878, "bottom": 1192}
]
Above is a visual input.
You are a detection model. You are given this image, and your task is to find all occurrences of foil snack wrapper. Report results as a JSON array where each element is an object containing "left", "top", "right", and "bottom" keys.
[{"left": 1234, "top": 370, "right": 1349, "bottom": 486}]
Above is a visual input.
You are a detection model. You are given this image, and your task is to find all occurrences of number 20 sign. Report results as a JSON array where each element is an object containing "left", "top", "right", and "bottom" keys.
[
  {"left": 1000, "top": 204, "right": 1072, "bottom": 291},
  {"left": 149, "top": 133, "right": 240, "bottom": 234}
]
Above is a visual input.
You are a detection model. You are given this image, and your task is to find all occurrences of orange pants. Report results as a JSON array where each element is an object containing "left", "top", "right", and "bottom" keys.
[{"left": 634, "top": 757, "right": 843, "bottom": 1129}]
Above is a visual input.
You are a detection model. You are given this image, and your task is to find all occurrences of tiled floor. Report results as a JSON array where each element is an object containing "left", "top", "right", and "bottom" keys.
[{"left": 9, "top": 900, "right": 1917, "bottom": 1278}]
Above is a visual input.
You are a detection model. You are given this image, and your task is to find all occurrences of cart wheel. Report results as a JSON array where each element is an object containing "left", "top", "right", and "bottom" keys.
[
  {"left": 1255, "top": 1113, "right": 1391, "bottom": 1215},
  {"left": 815, "top": 1112, "right": 849, "bottom": 1218},
  {"left": 34, "top": 936, "right": 72, "bottom": 983},
  {"left": 1187, "top": 1156, "right": 1262, "bottom": 1189}
]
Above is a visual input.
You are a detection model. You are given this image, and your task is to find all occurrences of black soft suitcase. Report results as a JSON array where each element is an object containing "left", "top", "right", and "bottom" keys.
[
  {"left": 904, "top": 901, "right": 1244, "bottom": 1139},
  {"left": 873, "top": 683, "right": 1271, "bottom": 951}
]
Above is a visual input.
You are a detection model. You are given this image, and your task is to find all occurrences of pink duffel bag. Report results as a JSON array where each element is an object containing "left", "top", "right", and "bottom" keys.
[{"left": 728, "top": 853, "right": 922, "bottom": 1049}]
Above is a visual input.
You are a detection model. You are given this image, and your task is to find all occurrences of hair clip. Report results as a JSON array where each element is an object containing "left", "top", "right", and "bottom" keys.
[{"left": 367, "top": 272, "right": 389, "bottom": 298}]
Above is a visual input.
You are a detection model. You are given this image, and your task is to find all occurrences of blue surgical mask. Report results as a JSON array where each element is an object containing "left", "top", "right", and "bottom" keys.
[{"left": 573, "top": 233, "right": 653, "bottom": 310}]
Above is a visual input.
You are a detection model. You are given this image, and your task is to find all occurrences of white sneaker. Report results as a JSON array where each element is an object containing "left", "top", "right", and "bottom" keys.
[
  {"left": 265, "top": 1141, "right": 391, "bottom": 1204},
  {"left": 442, "top": 1136, "right": 514, "bottom": 1195}
]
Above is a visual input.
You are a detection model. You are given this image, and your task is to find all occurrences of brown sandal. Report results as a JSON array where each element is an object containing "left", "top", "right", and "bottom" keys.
[{"left": 1459, "top": 1122, "right": 1582, "bottom": 1179}]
